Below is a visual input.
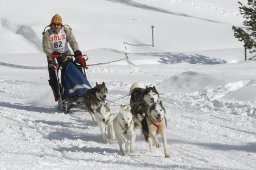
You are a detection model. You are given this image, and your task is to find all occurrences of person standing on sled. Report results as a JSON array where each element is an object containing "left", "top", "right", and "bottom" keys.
[{"left": 42, "top": 14, "right": 87, "bottom": 102}]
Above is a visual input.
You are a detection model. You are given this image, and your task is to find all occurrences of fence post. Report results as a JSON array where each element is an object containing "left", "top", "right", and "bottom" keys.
[{"left": 151, "top": 25, "right": 154, "bottom": 47}]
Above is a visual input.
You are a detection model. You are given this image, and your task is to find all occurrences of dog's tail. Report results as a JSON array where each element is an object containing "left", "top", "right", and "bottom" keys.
[{"left": 129, "top": 82, "right": 144, "bottom": 94}]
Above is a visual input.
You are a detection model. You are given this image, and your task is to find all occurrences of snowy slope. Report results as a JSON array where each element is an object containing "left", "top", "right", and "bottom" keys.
[{"left": 0, "top": 0, "right": 256, "bottom": 170}]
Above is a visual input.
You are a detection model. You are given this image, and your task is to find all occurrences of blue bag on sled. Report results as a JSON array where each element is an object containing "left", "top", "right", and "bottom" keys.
[{"left": 63, "top": 62, "right": 91, "bottom": 99}]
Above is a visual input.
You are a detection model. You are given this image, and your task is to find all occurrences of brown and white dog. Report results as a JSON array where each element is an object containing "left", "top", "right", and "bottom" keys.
[{"left": 144, "top": 101, "right": 170, "bottom": 158}]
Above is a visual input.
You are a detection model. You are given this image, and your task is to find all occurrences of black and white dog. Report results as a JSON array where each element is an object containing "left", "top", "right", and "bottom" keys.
[
  {"left": 129, "top": 82, "right": 160, "bottom": 129},
  {"left": 84, "top": 82, "right": 108, "bottom": 122},
  {"left": 129, "top": 83, "right": 169, "bottom": 158}
]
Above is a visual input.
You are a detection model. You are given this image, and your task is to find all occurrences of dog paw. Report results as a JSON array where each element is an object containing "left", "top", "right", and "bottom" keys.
[
  {"left": 120, "top": 151, "right": 125, "bottom": 156},
  {"left": 165, "top": 154, "right": 170, "bottom": 158},
  {"left": 102, "top": 138, "right": 108, "bottom": 144},
  {"left": 108, "top": 134, "right": 115, "bottom": 141},
  {"left": 130, "top": 146, "right": 136, "bottom": 152}
]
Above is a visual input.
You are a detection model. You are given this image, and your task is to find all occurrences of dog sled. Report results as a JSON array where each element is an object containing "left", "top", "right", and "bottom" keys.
[{"left": 53, "top": 54, "right": 91, "bottom": 114}]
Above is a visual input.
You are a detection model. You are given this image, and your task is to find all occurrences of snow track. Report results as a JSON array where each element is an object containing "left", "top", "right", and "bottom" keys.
[{"left": 1, "top": 62, "right": 256, "bottom": 169}]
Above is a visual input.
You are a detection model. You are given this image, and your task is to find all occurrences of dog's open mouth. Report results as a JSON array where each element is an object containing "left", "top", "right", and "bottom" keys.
[{"left": 100, "top": 95, "right": 106, "bottom": 101}]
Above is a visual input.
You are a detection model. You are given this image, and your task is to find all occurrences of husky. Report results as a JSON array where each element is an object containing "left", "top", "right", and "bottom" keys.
[
  {"left": 84, "top": 82, "right": 108, "bottom": 122},
  {"left": 129, "top": 82, "right": 160, "bottom": 131},
  {"left": 130, "top": 82, "right": 159, "bottom": 107},
  {"left": 144, "top": 101, "right": 170, "bottom": 158},
  {"left": 94, "top": 102, "right": 115, "bottom": 143},
  {"left": 113, "top": 105, "right": 136, "bottom": 155}
]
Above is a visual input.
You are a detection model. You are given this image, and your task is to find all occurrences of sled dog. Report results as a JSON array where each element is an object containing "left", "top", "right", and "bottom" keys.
[
  {"left": 94, "top": 102, "right": 115, "bottom": 143},
  {"left": 144, "top": 101, "right": 170, "bottom": 158},
  {"left": 84, "top": 82, "right": 108, "bottom": 122},
  {"left": 129, "top": 82, "right": 160, "bottom": 128},
  {"left": 113, "top": 105, "right": 136, "bottom": 155}
]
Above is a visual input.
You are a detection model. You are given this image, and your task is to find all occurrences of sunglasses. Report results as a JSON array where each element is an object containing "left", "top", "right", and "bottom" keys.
[{"left": 52, "top": 23, "right": 61, "bottom": 26}]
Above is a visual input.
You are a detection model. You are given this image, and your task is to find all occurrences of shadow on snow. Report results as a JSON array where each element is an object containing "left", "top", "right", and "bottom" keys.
[
  {"left": 0, "top": 101, "right": 57, "bottom": 113},
  {"left": 172, "top": 139, "right": 256, "bottom": 153},
  {"left": 108, "top": 48, "right": 226, "bottom": 64},
  {"left": 106, "top": 0, "right": 223, "bottom": 24},
  {"left": 151, "top": 52, "right": 226, "bottom": 64}
]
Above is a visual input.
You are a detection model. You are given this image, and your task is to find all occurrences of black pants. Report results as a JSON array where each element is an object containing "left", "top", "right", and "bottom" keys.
[
  {"left": 47, "top": 56, "right": 67, "bottom": 100},
  {"left": 48, "top": 62, "right": 60, "bottom": 100}
]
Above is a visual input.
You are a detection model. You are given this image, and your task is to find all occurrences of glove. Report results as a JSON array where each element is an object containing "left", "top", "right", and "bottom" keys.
[
  {"left": 74, "top": 50, "right": 87, "bottom": 68},
  {"left": 76, "top": 55, "right": 87, "bottom": 69},
  {"left": 51, "top": 51, "right": 61, "bottom": 59},
  {"left": 74, "top": 50, "right": 82, "bottom": 58}
]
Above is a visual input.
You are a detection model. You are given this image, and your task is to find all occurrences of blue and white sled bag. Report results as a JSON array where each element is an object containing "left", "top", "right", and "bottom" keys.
[{"left": 63, "top": 62, "right": 91, "bottom": 99}]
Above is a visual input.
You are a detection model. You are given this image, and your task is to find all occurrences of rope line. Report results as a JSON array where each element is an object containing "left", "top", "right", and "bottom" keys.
[
  {"left": 0, "top": 57, "right": 127, "bottom": 70},
  {"left": 0, "top": 62, "right": 47, "bottom": 70},
  {"left": 87, "top": 57, "right": 127, "bottom": 66}
]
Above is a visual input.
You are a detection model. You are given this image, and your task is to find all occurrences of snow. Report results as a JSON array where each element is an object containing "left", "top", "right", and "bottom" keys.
[{"left": 0, "top": 0, "right": 256, "bottom": 169}]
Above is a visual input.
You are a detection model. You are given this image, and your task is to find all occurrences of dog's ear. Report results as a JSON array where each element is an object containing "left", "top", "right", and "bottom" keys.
[
  {"left": 102, "top": 82, "right": 105, "bottom": 85},
  {"left": 124, "top": 105, "right": 130, "bottom": 111},
  {"left": 96, "top": 82, "right": 98, "bottom": 86},
  {"left": 159, "top": 101, "right": 166, "bottom": 113},
  {"left": 153, "top": 86, "right": 156, "bottom": 90}
]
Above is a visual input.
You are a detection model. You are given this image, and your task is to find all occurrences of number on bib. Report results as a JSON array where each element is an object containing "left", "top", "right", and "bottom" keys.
[{"left": 54, "top": 41, "right": 63, "bottom": 48}]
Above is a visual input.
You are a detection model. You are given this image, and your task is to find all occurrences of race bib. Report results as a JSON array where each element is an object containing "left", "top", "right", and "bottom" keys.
[{"left": 49, "top": 27, "right": 69, "bottom": 53}]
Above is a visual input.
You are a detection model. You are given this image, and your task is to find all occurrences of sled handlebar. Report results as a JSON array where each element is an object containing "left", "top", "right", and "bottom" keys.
[{"left": 52, "top": 54, "right": 88, "bottom": 61}]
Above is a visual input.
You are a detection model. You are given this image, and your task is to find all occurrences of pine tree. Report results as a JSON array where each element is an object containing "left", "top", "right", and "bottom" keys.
[{"left": 232, "top": 1, "right": 256, "bottom": 60}]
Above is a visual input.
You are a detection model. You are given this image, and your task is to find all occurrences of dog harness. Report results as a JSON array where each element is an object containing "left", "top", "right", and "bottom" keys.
[{"left": 147, "top": 116, "right": 161, "bottom": 134}]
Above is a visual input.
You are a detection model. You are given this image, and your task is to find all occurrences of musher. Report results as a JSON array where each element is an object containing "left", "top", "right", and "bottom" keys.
[{"left": 42, "top": 14, "right": 86, "bottom": 102}]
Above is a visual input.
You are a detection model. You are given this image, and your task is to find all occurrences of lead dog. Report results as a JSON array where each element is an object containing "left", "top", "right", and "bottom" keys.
[
  {"left": 129, "top": 83, "right": 160, "bottom": 126},
  {"left": 84, "top": 82, "right": 108, "bottom": 122},
  {"left": 94, "top": 102, "right": 115, "bottom": 143},
  {"left": 113, "top": 105, "right": 136, "bottom": 155},
  {"left": 144, "top": 101, "right": 170, "bottom": 158}
]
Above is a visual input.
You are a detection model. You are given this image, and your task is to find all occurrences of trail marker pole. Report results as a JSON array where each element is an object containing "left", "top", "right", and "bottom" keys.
[{"left": 151, "top": 25, "right": 155, "bottom": 47}]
